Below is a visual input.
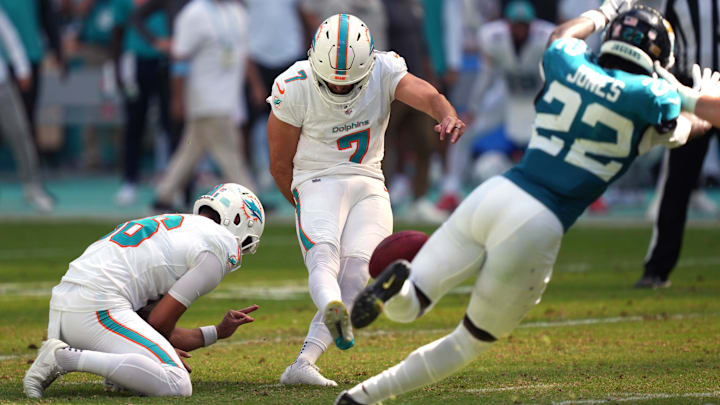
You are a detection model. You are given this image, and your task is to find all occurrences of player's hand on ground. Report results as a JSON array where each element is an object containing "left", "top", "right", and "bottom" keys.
[
  {"left": 216, "top": 304, "right": 259, "bottom": 339},
  {"left": 434, "top": 116, "right": 466, "bottom": 144},
  {"left": 175, "top": 347, "right": 192, "bottom": 373},
  {"left": 691, "top": 64, "right": 720, "bottom": 96}
]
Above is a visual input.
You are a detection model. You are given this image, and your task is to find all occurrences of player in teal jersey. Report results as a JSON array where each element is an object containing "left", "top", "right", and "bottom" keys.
[{"left": 336, "top": 3, "right": 711, "bottom": 404}]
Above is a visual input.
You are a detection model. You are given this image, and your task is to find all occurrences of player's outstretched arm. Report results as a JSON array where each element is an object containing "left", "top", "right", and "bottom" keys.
[
  {"left": 547, "top": 0, "right": 635, "bottom": 47},
  {"left": 691, "top": 66, "right": 720, "bottom": 128},
  {"left": 654, "top": 61, "right": 720, "bottom": 127},
  {"left": 268, "top": 111, "right": 301, "bottom": 205},
  {"left": 148, "top": 294, "right": 259, "bottom": 352},
  {"left": 147, "top": 252, "right": 260, "bottom": 351},
  {"left": 394, "top": 73, "right": 466, "bottom": 143}
]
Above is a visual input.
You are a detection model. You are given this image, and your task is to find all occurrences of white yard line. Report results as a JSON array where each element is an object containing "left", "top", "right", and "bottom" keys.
[
  {"left": 552, "top": 391, "right": 720, "bottom": 404},
  {"left": 463, "top": 383, "right": 558, "bottom": 393},
  {"left": 2, "top": 312, "right": 714, "bottom": 362}
]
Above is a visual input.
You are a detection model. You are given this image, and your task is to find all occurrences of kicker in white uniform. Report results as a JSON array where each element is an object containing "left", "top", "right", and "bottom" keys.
[{"left": 267, "top": 13, "right": 466, "bottom": 386}]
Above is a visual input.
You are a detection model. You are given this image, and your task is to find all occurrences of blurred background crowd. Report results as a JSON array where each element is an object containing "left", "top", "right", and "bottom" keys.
[{"left": 0, "top": 0, "right": 718, "bottom": 222}]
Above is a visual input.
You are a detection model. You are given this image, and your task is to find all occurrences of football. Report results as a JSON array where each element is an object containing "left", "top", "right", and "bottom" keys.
[{"left": 368, "top": 230, "right": 429, "bottom": 278}]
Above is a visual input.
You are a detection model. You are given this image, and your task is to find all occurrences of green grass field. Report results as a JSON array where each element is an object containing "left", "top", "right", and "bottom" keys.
[{"left": 0, "top": 221, "right": 719, "bottom": 404}]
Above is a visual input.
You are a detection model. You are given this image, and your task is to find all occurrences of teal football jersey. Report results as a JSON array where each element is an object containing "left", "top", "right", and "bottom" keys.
[{"left": 504, "top": 38, "right": 681, "bottom": 231}]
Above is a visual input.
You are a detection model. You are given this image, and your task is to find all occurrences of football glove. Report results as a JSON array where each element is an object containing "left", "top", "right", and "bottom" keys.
[
  {"left": 599, "top": 0, "right": 636, "bottom": 21},
  {"left": 582, "top": 0, "right": 636, "bottom": 31},
  {"left": 692, "top": 63, "right": 720, "bottom": 96}
]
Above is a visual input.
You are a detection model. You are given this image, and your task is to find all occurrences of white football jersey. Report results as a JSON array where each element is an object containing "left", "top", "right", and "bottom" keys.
[
  {"left": 479, "top": 20, "right": 554, "bottom": 144},
  {"left": 268, "top": 51, "right": 408, "bottom": 189},
  {"left": 50, "top": 215, "right": 239, "bottom": 312}
]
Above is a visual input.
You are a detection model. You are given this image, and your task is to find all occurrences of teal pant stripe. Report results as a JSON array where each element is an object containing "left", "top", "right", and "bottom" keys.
[
  {"left": 292, "top": 189, "right": 315, "bottom": 251},
  {"left": 96, "top": 310, "right": 178, "bottom": 367}
]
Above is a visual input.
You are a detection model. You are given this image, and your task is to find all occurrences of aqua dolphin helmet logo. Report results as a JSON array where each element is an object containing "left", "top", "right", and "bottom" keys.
[{"left": 243, "top": 198, "right": 264, "bottom": 224}]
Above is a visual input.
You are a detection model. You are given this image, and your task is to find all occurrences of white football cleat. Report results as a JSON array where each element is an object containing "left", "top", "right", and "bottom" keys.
[
  {"left": 407, "top": 199, "right": 448, "bottom": 224},
  {"left": 114, "top": 183, "right": 138, "bottom": 207},
  {"left": 324, "top": 300, "right": 354, "bottom": 350},
  {"left": 24, "top": 184, "right": 55, "bottom": 213},
  {"left": 23, "top": 338, "right": 68, "bottom": 398},
  {"left": 280, "top": 358, "right": 338, "bottom": 386}
]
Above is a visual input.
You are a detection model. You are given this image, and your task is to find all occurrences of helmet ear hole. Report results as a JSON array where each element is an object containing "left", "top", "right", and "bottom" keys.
[{"left": 234, "top": 214, "right": 241, "bottom": 226}]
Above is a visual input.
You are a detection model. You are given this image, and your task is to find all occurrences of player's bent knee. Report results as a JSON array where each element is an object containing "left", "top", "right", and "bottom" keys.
[
  {"left": 165, "top": 366, "right": 192, "bottom": 397},
  {"left": 306, "top": 243, "right": 340, "bottom": 275},
  {"left": 462, "top": 315, "right": 498, "bottom": 343}
]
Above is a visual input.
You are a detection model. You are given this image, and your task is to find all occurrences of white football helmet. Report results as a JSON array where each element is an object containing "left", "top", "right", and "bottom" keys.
[
  {"left": 193, "top": 183, "right": 265, "bottom": 255},
  {"left": 308, "top": 13, "right": 376, "bottom": 110}
]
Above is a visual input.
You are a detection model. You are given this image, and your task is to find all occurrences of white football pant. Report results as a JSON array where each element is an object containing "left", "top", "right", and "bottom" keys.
[
  {"left": 349, "top": 175, "right": 563, "bottom": 404},
  {"left": 292, "top": 175, "right": 392, "bottom": 355},
  {"left": 48, "top": 303, "right": 191, "bottom": 397}
]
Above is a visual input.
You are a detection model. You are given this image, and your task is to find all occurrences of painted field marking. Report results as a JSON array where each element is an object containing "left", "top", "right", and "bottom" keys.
[
  {"left": 463, "top": 383, "right": 558, "bottom": 393},
  {"left": 552, "top": 391, "right": 720, "bottom": 404}
]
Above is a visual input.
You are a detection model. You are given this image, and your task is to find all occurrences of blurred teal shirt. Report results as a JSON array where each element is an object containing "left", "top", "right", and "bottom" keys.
[
  {"left": 0, "top": 0, "right": 43, "bottom": 62},
  {"left": 421, "top": 0, "right": 446, "bottom": 76},
  {"left": 113, "top": 0, "right": 168, "bottom": 58}
]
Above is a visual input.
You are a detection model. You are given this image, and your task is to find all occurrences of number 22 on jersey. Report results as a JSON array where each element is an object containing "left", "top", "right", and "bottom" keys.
[
  {"left": 103, "top": 215, "right": 184, "bottom": 248},
  {"left": 530, "top": 81, "right": 633, "bottom": 182}
]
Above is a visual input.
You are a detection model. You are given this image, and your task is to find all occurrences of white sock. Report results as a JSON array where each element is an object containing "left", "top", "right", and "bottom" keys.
[
  {"left": 55, "top": 347, "right": 82, "bottom": 371},
  {"left": 338, "top": 256, "right": 371, "bottom": 312},
  {"left": 57, "top": 348, "right": 190, "bottom": 396},
  {"left": 297, "top": 340, "right": 325, "bottom": 365},
  {"left": 347, "top": 323, "right": 491, "bottom": 404},
  {"left": 306, "top": 243, "right": 342, "bottom": 311},
  {"left": 384, "top": 280, "right": 421, "bottom": 323}
]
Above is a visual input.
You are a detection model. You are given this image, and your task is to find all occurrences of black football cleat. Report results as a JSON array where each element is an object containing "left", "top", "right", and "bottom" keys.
[
  {"left": 351, "top": 259, "right": 410, "bottom": 329},
  {"left": 334, "top": 390, "right": 364, "bottom": 405},
  {"left": 634, "top": 275, "right": 671, "bottom": 289}
]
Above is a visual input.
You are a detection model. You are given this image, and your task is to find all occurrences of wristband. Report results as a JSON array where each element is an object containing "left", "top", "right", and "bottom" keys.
[
  {"left": 581, "top": 9, "right": 608, "bottom": 32},
  {"left": 680, "top": 91, "right": 699, "bottom": 113},
  {"left": 200, "top": 325, "right": 218, "bottom": 346}
]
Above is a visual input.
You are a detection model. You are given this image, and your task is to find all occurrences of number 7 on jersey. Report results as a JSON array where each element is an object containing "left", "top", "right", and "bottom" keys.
[{"left": 337, "top": 129, "right": 370, "bottom": 163}]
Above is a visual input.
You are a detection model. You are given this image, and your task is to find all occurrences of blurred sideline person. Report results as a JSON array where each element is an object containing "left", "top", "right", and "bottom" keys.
[
  {"left": 23, "top": 184, "right": 264, "bottom": 398},
  {"left": 268, "top": 14, "right": 466, "bottom": 386},
  {"left": 437, "top": 0, "right": 554, "bottom": 213},
  {"left": 153, "top": 0, "right": 256, "bottom": 210},
  {"left": 301, "top": 0, "right": 388, "bottom": 52},
  {"left": 0, "top": 7, "right": 54, "bottom": 211},
  {"left": 338, "top": 4, "right": 711, "bottom": 404},
  {"left": 111, "top": 0, "right": 173, "bottom": 206},
  {"left": 242, "top": 0, "right": 314, "bottom": 191},
  {"left": 381, "top": 0, "right": 447, "bottom": 223},
  {"left": 636, "top": 0, "right": 720, "bottom": 289},
  {"left": 0, "top": 0, "right": 65, "bottom": 151}
]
